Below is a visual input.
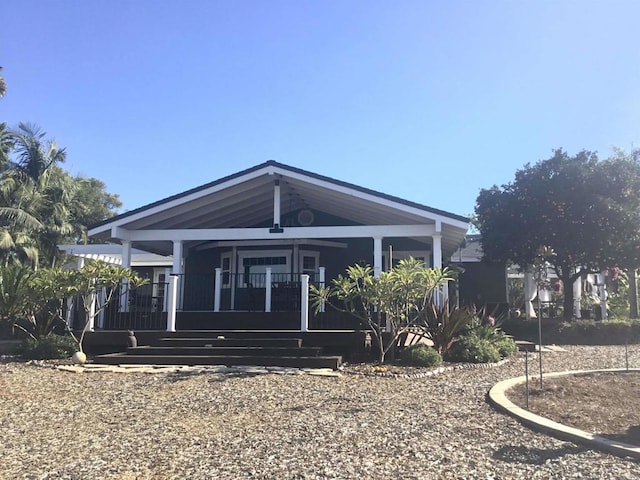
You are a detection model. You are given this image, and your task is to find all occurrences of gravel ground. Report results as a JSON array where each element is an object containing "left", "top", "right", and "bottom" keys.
[{"left": 1, "top": 345, "right": 640, "bottom": 480}]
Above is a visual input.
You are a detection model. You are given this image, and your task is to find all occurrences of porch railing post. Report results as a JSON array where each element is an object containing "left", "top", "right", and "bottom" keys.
[
  {"left": 119, "top": 280, "right": 129, "bottom": 312},
  {"left": 319, "top": 267, "right": 326, "bottom": 313},
  {"left": 214, "top": 268, "right": 222, "bottom": 312},
  {"left": 87, "top": 292, "right": 96, "bottom": 332},
  {"left": 300, "top": 274, "right": 309, "bottom": 332},
  {"left": 166, "top": 275, "right": 178, "bottom": 332},
  {"left": 265, "top": 267, "right": 272, "bottom": 313},
  {"left": 97, "top": 287, "right": 106, "bottom": 329}
]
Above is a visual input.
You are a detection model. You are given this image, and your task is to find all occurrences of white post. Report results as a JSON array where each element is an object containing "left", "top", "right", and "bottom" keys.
[
  {"left": 66, "top": 297, "right": 74, "bottom": 330},
  {"left": 432, "top": 233, "right": 443, "bottom": 306},
  {"left": 166, "top": 275, "right": 178, "bottom": 332},
  {"left": 319, "top": 266, "right": 326, "bottom": 313},
  {"left": 300, "top": 274, "right": 309, "bottom": 332},
  {"left": 120, "top": 240, "right": 132, "bottom": 312},
  {"left": 97, "top": 287, "right": 106, "bottom": 329},
  {"left": 273, "top": 179, "right": 281, "bottom": 228},
  {"left": 172, "top": 240, "right": 184, "bottom": 310},
  {"left": 573, "top": 275, "right": 582, "bottom": 318},
  {"left": 163, "top": 267, "right": 171, "bottom": 312},
  {"left": 87, "top": 292, "right": 96, "bottom": 332},
  {"left": 432, "top": 233, "right": 442, "bottom": 269},
  {"left": 524, "top": 271, "right": 537, "bottom": 319},
  {"left": 214, "top": 268, "right": 222, "bottom": 312},
  {"left": 599, "top": 270, "right": 608, "bottom": 321},
  {"left": 373, "top": 237, "right": 383, "bottom": 278},
  {"left": 265, "top": 267, "right": 272, "bottom": 312}
]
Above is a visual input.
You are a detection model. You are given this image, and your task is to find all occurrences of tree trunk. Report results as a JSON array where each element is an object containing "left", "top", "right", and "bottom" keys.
[
  {"left": 562, "top": 273, "right": 575, "bottom": 320},
  {"left": 629, "top": 268, "right": 638, "bottom": 319}
]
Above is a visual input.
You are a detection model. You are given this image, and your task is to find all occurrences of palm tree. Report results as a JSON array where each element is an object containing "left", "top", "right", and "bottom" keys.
[
  {"left": 0, "top": 66, "right": 6, "bottom": 98},
  {"left": 0, "top": 124, "right": 71, "bottom": 268}
]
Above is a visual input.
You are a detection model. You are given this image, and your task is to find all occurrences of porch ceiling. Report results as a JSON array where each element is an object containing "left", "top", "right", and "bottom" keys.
[{"left": 89, "top": 161, "right": 469, "bottom": 258}]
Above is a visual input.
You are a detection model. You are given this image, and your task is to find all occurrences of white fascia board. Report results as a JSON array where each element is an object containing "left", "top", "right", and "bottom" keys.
[
  {"left": 88, "top": 165, "right": 275, "bottom": 236},
  {"left": 196, "top": 239, "right": 349, "bottom": 250},
  {"left": 114, "top": 224, "right": 436, "bottom": 242},
  {"left": 271, "top": 166, "right": 469, "bottom": 230}
]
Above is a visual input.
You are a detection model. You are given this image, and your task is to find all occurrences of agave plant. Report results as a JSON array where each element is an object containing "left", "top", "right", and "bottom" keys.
[{"left": 415, "top": 302, "right": 476, "bottom": 355}]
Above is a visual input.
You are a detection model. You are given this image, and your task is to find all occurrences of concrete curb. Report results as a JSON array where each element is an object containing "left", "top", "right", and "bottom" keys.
[{"left": 488, "top": 368, "right": 640, "bottom": 460}]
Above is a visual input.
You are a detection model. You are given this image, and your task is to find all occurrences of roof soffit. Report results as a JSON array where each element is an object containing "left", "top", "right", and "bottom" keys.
[{"left": 89, "top": 161, "right": 469, "bottom": 236}]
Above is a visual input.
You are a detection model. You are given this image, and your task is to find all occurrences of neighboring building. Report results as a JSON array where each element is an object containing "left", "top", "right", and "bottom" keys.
[
  {"left": 449, "top": 234, "right": 509, "bottom": 315},
  {"left": 68, "top": 161, "right": 470, "bottom": 331}
]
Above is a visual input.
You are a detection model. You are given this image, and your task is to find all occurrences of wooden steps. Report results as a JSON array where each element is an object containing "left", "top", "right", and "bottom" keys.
[{"left": 92, "top": 334, "right": 342, "bottom": 369}]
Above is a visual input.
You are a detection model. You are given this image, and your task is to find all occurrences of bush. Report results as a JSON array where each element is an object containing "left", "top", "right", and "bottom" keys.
[
  {"left": 399, "top": 343, "right": 442, "bottom": 367},
  {"left": 446, "top": 336, "right": 501, "bottom": 364},
  {"left": 17, "top": 334, "right": 77, "bottom": 360},
  {"left": 557, "top": 318, "right": 640, "bottom": 344},
  {"left": 494, "top": 334, "right": 519, "bottom": 357}
]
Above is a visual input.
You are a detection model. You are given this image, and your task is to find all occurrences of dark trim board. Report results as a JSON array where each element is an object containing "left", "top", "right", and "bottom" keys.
[{"left": 81, "top": 330, "right": 371, "bottom": 359}]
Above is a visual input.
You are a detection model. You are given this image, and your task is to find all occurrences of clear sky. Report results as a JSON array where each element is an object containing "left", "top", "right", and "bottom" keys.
[{"left": 1, "top": 1, "right": 638, "bottom": 219}]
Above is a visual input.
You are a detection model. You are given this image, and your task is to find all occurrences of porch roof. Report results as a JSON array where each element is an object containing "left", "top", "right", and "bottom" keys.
[
  {"left": 59, "top": 244, "right": 172, "bottom": 267},
  {"left": 89, "top": 161, "right": 469, "bottom": 256}
]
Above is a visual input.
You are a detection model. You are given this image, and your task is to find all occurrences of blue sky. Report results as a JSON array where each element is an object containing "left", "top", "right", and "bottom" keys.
[{"left": 1, "top": 1, "right": 638, "bottom": 219}]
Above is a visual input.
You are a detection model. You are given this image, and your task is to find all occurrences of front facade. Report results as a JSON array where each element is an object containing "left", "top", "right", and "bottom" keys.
[{"left": 84, "top": 161, "right": 469, "bottom": 330}]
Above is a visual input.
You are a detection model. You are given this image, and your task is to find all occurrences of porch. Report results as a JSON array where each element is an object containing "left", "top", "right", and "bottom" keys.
[{"left": 71, "top": 271, "right": 361, "bottom": 332}]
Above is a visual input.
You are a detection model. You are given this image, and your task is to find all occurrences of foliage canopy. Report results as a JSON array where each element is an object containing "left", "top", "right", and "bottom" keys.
[{"left": 475, "top": 148, "right": 640, "bottom": 319}]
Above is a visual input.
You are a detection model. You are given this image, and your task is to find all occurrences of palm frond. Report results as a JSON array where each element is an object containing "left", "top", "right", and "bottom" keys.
[{"left": 0, "top": 206, "right": 43, "bottom": 230}]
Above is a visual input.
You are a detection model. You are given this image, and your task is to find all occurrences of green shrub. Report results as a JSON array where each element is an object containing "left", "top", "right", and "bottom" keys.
[
  {"left": 446, "top": 336, "right": 501, "bottom": 363},
  {"left": 17, "top": 334, "right": 76, "bottom": 360},
  {"left": 399, "top": 343, "right": 442, "bottom": 367},
  {"left": 557, "top": 319, "right": 640, "bottom": 344},
  {"left": 494, "top": 334, "right": 519, "bottom": 357}
]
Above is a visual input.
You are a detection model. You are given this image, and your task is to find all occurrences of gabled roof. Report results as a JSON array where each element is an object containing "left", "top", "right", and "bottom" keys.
[{"left": 89, "top": 161, "right": 469, "bottom": 255}]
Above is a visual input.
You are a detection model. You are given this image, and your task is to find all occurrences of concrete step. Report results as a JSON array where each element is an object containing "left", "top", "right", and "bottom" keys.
[
  {"left": 157, "top": 337, "right": 303, "bottom": 348},
  {"left": 128, "top": 346, "right": 322, "bottom": 357},
  {"left": 93, "top": 353, "right": 342, "bottom": 369}
]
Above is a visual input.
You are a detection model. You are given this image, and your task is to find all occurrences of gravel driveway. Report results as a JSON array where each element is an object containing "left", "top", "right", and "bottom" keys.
[{"left": 1, "top": 345, "right": 639, "bottom": 479}]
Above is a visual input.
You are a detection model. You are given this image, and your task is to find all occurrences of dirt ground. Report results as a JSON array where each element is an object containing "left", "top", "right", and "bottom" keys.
[{"left": 506, "top": 371, "right": 640, "bottom": 446}]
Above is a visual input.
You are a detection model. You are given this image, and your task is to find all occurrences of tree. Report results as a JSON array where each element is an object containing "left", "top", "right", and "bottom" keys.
[
  {"left": 61, "top": 261, "right": 145, "bottom": 353},
  {"left": 0, "top": 123, "right": 122, "bottom": 267},
  {"left": 0, "top": 66, "right": 6, "bottom": 98},
  {"left": 475, "top": 149, "right": 640, "bottom": 320},
  {"left": 311, "top": 259, "right": 469, "bottom": 363}
]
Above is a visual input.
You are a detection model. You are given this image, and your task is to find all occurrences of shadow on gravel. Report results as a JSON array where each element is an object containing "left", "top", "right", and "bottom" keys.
[
  {"left": 597, "top": 425, "right": 640, "bottom": 447},
  {"left": 493, "top": 445, "right": 586, "bottom": 465}
]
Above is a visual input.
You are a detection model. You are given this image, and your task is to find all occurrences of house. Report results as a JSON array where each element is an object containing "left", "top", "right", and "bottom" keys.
[
  {"left": 450, "top": 235, "right": 602, "bottom": 319},
  {"left": 449, "top": 234, "right": 509, "bottom": 315},
  {"left": 77, "top": 161, "right": 469, "bottom": 332}
]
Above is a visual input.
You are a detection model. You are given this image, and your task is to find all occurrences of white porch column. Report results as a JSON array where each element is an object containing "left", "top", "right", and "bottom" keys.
[
  {"left": 97, "top": 287, "right": 106, "bottom": 329},
  {"left": 120, "top": 240, "right": 132, "bottom": 312},
  {"left": 573, "top": 276, "right": 582, "bottom": 318},
  {"left": 265, "top": 267, "right": 272, "bottom": 312},
  {"left": 431, "top": 233, "right": 445, "bottom": 305},
  {"left": 319, "top": 266, "right": 326, "bottom": 313},
  {"left": 272, "top": 179, "right": 282, "bottom": 230},
  {"left": 166, "top": 275, "right": 178, "bottom": 332},
  {"left": 87, "top": 292, "right": 96, "bottom": 332},
  {"left": 172, "top": 241, "right": 183, "bottom": 274},
  {"left": 598, "top": 270, "right": 608, "bottom": 321},
  {"left": 432, "top": 233, "right": 442, "bottom": 269},
  {"left": 66, "top": 297, "right": 74, "bottom": 330},
  {"left": 373, "top": 237, "right": 383, "bottom": 277},
  {"left": 172, "top": 241, "right": 184, "bottom": 310},
  {"left": 524, "top": 272, "right": 537, "bottom": 319},
  {"left": 163, "top": 267, "right": 171, "bottom": 312},
  {"left": 214, "top": 268, "right": 222, "bottom": 312},
  {"left": 300, "top": 274, "right": 309, "bottom": 332}
]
